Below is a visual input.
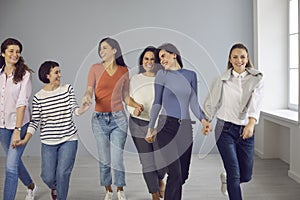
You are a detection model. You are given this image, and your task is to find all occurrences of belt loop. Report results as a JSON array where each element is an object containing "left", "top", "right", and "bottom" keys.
[{"left": 239, "top": 126, "right": 243, "bottom": 134}]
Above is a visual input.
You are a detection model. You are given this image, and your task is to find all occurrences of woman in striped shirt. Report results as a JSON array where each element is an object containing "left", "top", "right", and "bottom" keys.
[{"left": 15, "top": 61, "right": 90, "bottom": 200}]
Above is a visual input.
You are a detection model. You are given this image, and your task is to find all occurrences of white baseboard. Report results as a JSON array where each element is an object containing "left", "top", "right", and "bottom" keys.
[
  {"left": 288, "top": 170, "right": 300, "bottom": 184},
  {"left": 254, "top": 148, "right": 264, "bottom": 158}
]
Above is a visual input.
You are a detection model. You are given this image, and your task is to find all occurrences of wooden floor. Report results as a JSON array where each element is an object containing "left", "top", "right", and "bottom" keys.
[{"left": 1, "top": 154, "right": 300, "bottom": 200}]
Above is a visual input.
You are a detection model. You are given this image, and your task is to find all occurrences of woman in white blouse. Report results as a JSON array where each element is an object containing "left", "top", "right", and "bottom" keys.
[
  {"left": 127, "top": 46, "right": 165, "bottom": 200},
  {"left": 202, "top": 43, "right": 264, "bottom": 200}
]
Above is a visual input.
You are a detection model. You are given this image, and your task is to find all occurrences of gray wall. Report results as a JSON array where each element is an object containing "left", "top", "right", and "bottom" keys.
[{"left": 0, "top": 0, "right": 253, "bottom": 157}]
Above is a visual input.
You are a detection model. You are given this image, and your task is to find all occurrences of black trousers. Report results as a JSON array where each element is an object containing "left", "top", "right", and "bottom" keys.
[
  {"left": 129, "top": 116, "right": 166, "bottom": 193},
  {"left": 156, "top": 115, "right": 193, "bottom": 200}
]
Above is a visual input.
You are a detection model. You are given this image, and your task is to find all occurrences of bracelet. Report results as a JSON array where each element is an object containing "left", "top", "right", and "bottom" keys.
[{"left": 14, "top": 127, "right": 22, "bottom": 131}]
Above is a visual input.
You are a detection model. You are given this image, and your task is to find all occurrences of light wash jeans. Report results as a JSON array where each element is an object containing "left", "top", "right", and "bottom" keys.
[
  {"left": 0, "top": 123, "right": 33, "bottom": 200},
  {"left": 41, "top": 140, "right": 78, "bottom": 200},
  {"left": 92, "top": 110, "right": 128, "bottom": 187}
]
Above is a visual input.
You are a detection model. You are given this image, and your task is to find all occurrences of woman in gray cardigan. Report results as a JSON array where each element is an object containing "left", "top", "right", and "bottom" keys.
[{"left": 203, "top": 43, "right": 264, "bottom": 200}]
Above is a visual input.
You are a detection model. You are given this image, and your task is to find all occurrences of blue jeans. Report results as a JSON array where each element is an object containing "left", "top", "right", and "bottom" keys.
[
  {"left": 215, "top": 119, "right": 254, "bottom": 200},
  {"left": 41, "top": 140, "right": 78, "bottom": 200},
  {"left": 92, "top": 111, "right": 128, "bottom": 187},
  {"left": 0, "top": 123, "right": 33, "bottom": 200}
]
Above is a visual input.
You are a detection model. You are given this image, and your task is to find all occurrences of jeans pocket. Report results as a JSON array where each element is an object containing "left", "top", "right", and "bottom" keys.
[
  {"left": 215, "top": 119, "right": 231, "bottom": 141},
  {"left": 113, "top": 111, "right": 128, "bottom": 131},
  {"left": 113, "top": 110, "right": 126, "bottom": 119},
  {"left": 240, "top": 134, "right": 254, "bottom": 147},
  {"left": 92, "top": 112, "right": 99, "bottom": 120}
]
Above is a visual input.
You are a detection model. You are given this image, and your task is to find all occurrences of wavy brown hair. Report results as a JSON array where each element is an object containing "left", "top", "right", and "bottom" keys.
[{"left": 0, "top": 38, "right": 34, "bottom": 83}]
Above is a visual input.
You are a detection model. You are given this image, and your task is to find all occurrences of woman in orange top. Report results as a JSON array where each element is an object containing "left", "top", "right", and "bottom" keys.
[{"left": 83, "top": 37, "right": 142, "bottom": 200}]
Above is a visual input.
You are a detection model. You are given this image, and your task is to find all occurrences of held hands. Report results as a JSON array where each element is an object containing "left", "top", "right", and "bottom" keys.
[
  {"left": 12, "top": 138, "right": 27, "bottom": 148},
  {"left": 145, "top": 128, "right": 157, "bottom": 143},
  {"left": 11, "top": 131, "right": 31, "bottom": 148},
  {"left": 82, "top": 95, "right": 92, "bottom": 106},
  {"left": 77, "top": 100, "right": 92, "bottom": 115},
  {"left": 11, "top": 129, "right": 21, "bottom": 148},
  {"left": 201, "top": 119, "right": 212, "bottom": 135},
  {"left": 76, "top": 95, "right": 93, "bottom": 115}
]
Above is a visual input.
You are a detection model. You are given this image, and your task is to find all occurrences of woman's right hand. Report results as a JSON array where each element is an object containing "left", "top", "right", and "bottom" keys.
[
  {"left": 82, "top": 95, "right": 92, "bottom": 105},
  {"left": 145, "top": 128, "right": 157, "bottom": 143}
]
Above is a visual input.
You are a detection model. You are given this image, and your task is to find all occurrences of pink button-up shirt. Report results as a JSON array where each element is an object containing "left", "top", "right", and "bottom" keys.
[{"left": 0, "top": 68, "right": 32, "bottom": 129}]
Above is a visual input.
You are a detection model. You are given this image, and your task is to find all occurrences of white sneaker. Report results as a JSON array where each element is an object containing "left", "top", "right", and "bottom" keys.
[
  {"left": 25, "top": 184, "right": 38, "bottom": 200},
  {"left": 104, "top": 191, "right": 113, "bottom": 200},
  {"left": 220, "top": 172, "right": 228, "bottom": 196},
  {"left": 117, "top": 190, "right": 127, "bottom": 200}
]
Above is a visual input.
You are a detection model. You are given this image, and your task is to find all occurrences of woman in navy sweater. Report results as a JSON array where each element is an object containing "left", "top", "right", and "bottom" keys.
[{"left": 146, "top": 43, "right": 209, "bottom": 200}]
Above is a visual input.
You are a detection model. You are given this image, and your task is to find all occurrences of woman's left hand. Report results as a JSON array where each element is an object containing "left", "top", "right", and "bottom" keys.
[
  {"left": 145, "top": 128, "right": 157, "bottom": 143},
  {"left": 11, "top": 130, "right": 21, "bottom": 148}
]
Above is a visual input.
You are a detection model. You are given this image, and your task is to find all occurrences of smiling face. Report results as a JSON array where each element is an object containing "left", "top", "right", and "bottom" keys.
[
  {"left": 229, "top": 48, "right": 249, "bottom": 74},
  {"left": 158, "top": 49, "right": 177, "bottom": 70},
  {"left": 1, "top": 45, "right": 21, "bottom": 66},
  {"left": 142, "top": 51, "right": 155, "bottom": 72},
  {"left": 47, "top": 66, "right": 61, "bottom": 86},
  {"left": 99, "top": 41, "right": 116, "bottom": 63}
]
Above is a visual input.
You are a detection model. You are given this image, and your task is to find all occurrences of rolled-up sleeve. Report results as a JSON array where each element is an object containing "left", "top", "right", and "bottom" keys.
[
  {"left": 16, "top": 71, "right": 32, "bottom": 108},
  {"left": 248, "top": 77, "right": 264, "bottom": 123}
]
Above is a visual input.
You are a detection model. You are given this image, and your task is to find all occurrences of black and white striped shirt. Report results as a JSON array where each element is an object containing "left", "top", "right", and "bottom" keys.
[{"left": 28, "top": 84, "right": 80, "bottom": 145}]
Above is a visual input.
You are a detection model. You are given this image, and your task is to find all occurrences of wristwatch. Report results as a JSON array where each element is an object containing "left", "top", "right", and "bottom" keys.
[{"left": 14, "top": 127, "right": 22, "bottom": 131}]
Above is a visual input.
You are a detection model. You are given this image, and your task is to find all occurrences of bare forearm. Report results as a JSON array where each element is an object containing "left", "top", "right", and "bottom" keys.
[
  {"left": 124, "top": 96, "right": 138, "bottom": 108},
  {"left": 16, "top": 106, "right": 26, "bottom": 127},
  {"left": 84, "top": 88, "right": 93, "bottom": 98},
  {"left": 247, "top": 117, "right": 256, "bottom": 127}
]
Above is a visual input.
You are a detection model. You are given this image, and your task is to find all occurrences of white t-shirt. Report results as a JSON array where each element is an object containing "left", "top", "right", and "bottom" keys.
[{"left": 127, "top": 73, "right": 155, "bottom": 122}]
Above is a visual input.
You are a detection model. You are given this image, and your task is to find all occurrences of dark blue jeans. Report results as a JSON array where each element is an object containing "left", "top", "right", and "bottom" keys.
[
  {"left": 215, "top": 119, "right": 254, "bottom": 200},
  {"left": 0, "top": 123, "right": 33, "bottom": 200},
  {"left": 156, "top": 115, "right": 193, "bottom": 200}
]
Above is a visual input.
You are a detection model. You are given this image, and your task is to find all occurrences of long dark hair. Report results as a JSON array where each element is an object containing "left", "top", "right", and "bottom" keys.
[
  {"left": 0, "top": 38, "right": 33, "bottom": 83},
  {"left": 138, "top": 46, "right": 162, "bottom": 74},
  {"left": 98, "top": 37, "right": 127, "bottom": 67},
  {"left": 227, "top": 43, "right": 254, "bottom": 69},
  {"left": 157, "top": 43, "right": 183, "bottom": 68}
]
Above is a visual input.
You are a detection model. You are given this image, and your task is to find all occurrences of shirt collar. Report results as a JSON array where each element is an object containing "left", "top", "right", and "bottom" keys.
[{"left": 232, "top": 70, "right": 248, "bottom": 78}]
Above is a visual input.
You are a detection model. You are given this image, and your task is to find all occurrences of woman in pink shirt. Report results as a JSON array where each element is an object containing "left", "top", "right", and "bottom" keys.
[
  {"left": 0, "top": 38, "right": 37, "bottom": 200},
  {"left": 83, "top": 37, "right": 142, "bottom": 200}
]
